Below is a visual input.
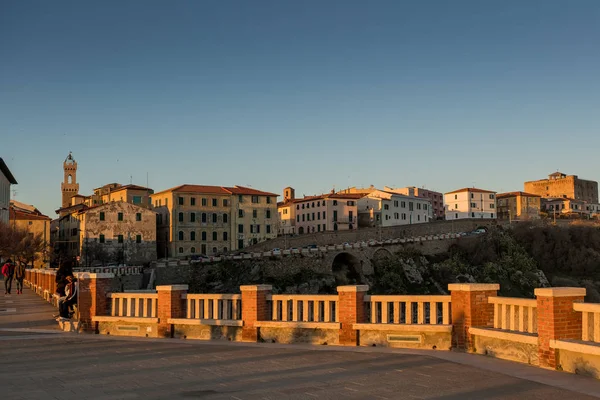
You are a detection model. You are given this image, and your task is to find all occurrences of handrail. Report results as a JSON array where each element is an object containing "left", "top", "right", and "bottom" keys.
[
  {"left": 490, "top": 296, "right": 537, "bottom": 334},
  {"left": 268, "top": 294, "right": 338, "bottom": 323},
  {"left": 364, "top": 295, "right": 451, "bottom": 325}
]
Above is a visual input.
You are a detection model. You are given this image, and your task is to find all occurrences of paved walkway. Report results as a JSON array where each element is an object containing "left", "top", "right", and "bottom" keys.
[{"left": 2, "top": 287, "right": 600, "bottom": 399}]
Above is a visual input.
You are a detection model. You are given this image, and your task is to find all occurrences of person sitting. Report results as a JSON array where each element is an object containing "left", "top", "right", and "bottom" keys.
[{"left": 58, "top": 275, "right": 78, "bottom": 320}]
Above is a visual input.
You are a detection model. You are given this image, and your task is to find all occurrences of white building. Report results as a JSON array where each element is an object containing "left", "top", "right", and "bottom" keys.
[
  {"left": 357, "top": 189, "right": 432, "bottom": 227},
  {"left": 444, "top": 187, "right": 497, "bottom": 220},
  {"left": 0, "top": 158, "right": 17, "bottom": 225}
]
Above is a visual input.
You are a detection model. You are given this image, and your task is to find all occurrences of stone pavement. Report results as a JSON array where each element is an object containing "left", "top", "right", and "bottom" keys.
[{"left": 2, "top": 287, "right": 600, "bottom": 400}]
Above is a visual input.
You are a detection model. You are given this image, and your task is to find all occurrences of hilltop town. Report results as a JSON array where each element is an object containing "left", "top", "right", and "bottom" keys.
[{"left": 1, "top": 152, "right": 599, "bottom": 270}]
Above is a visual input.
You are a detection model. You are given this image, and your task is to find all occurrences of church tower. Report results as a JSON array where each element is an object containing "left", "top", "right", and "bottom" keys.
[{"left": 61, "top": 152, "right": 79, "bottom": 209}]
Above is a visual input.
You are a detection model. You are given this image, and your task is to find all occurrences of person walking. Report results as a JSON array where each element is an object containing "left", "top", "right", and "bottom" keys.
[
  {"left": 2, "top": 259, "right": 15, "bottom": 295},
  {"left": 14, "top": 262, "right": 26, "bottom": 295}
]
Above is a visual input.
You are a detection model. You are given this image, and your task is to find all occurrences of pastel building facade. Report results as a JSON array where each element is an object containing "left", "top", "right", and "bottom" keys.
[
  {"left": 357, "top": 189, "right": 432, "bottom": 227},
  {"left": 444, "top": 188, "right": 497, "bottom": 220},
  {"left": 496, "top": 192, "right": 541, "bottom": 221},
  {"left": 9, "top": 200, "right": 51, "bottom": 268},
  {"left": 387, "top": 187, "right": 445, "bottom": 220}
]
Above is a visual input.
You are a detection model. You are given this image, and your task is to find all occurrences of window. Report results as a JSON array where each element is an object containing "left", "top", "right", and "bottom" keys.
[
  {"left": 178, "top": 197, "right": 184, "bottom": 205},
  {"left": 253, "top": 209, "right": 258, "bottom": 218},
  {"left": 190, "top": 212, "right": 196, "bottom": 222},
  {"left": 333, "top": 210, "right": 338, "bottom": 222},
  {"left": 267, "top": 197, "right": 271, "bottom": 204},
  {"left": 223, "top": 213, "right": 228, "bottom": 223},
  {"left": 317, "top": 201, "right": 320, "bottom": 207},
  {"left": 455, "top": 204, "right": 458, "bottom": 209},
  {"left": 251, "top": 195, "right": 259, "bottom": 203},
  {"left": 212, "top": 198, "right": 217, "bottom": 207},
  {"left": 266, "top": 225, "right": 271, "bottom": 234},
  {"left": 99, "top": 212, "right": 105, "bottom": 221},
  {"left": 470, "top": 203, "right": 477, "bottom": 208},
  {"left": 489, "top": 194, "right": 495, "bottom": 199},
  {"left": 423, "top": 204, "right": 428, "bottom": 210},
  {"left": 118, "top": 235, "right": 124, "bottom": 243},
  {"left": 190, "top": 231, "right": 196, "bottom": 240},
  {"left": 223, "top": 232, "right": 228, "bottom": 241},
  {"left": 266, "top": 209, "right": 271, "bottom": 219},
  {"left": 455, "top": 195, "right": 457, "bottom": 200},
  {"left": 136, "top": 213, "right": 142, "bottom": 221},
  {"left": 409, "top": 202, "right": 414, "bottom": 211},
  {"left": 302, "top": 214, "right": 305, "bottom": 221},
  {"left": 394, "top": 201, "right": 399, "bottom": 207},
  {"left": 179, "top": 247, "right": 183, "bottom": 254},
  {"left": 296, "top": 205, "right": 300, "bottom": 210},
  {"left": 401, "top": 201, "right": 406, "bottom": 208},
  {"left": 202, "top": 231, "right": 207, "bottom": 240},
  {"left": 323, "top": 211, "right": 326, "bottom": 220},
  {"left": 238, "top": 224, "right": 244, "bottom": 233},
  {"left": 202, "top": 198, "right": 207, "bottom": 206},
  {"left": 418, "top": 215, "right": 421, "bottom": 221},
  {"left": 202, "top": 213, "right": 207, "bottom": 223},
  {"left": 99, "top": 234, "right": 105, "bottom": 243},
  {"left": 490, "top": 204, "right": 495, "bottom": 209},
  {"left": 471, "top": 193, "right": 474, "bottom": 199},
  {"left": 223, "top": 199, "right": 229, "bottom": 207},
  {"left": 302, "top": 204, "right": 305, "bottom": 209},
  {"left": 178, "top": 231, "right": 184, "bottom": 240},
  {"left": 212, "top": 232, "right": 217, "bottom": 241},
  {"left": 455, "top": 213, "right": 458, "bottom": 219},
  {"left": 118, "top": 212, "right": 123, "bottom": 221},
  {"left": 238, "top": 209, "right": 244, "bottom": 218},
  {"left": 312, "top": 202, "right": 315, "bottom": 208},
  {"left": 348, "top": 201, "right": 355, "bottom": 206},
  {"left": 394, "top": 212, "right": 399, "bottom": 219},
  {"left": 384, "top": 204, "right": 389, "bottom": 210},
  {"left": 333, "top": 200, "right": 338, "bottom": 206},
  {"left": 133, "top": 196, "right": 142, "bottom": 204},
  {"left": 212, "top": 213, "right": 217, "bottom": 223},
  {"left": 317, "top": 212, "right": 321, "bottom": 220},
  {"left": 417, "top": 203, "right": 421, "bottom": 210},
  {"left": 238, "top": 195, "right": 243, "bottom": 203},
  {"left": 402, "top": 213, "right": 406, "bottom": 220},
  {"left": 471, "top": 212, "right": 475, "bottom": 218},
  {"left": 136, "top": 235, "right": 141, "bottom": 244},
  {"left": 178, "top": 212, "right": 184, "bottom": 222},
  {"left": 191, "top": 197, "right": 196, "bottom": 206},
  {"left": 191, "top": 247, "right": 196, "bottom": 253},
  {"left": 491, "top": 213, "right": 494, "bottom": 218},
  {"left": 296, "top": 215, "right": 300, "bottom": 222}
]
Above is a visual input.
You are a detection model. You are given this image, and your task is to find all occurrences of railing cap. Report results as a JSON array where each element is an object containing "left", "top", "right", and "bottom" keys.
[
  {"left": 448, "top": 283, "right": 500, "bottom": 292},
  {"left": 240, "top": 285, "right": 272, "bottom": 292},
  {"left": 74, "top": 272, "right": 115, "bottom": 279},
  {"left": 534, "top": 287, "right": 586, "bottom": 298},
  {"left": 337, "top": 285, "right": 369, "bottom": 293},
  {"left": 156, "top": 284, "right": 188, "bottom": 291}
]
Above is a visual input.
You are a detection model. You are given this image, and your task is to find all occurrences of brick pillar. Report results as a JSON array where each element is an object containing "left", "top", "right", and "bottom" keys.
[
  {"left": 240, "top": 285, "right": 272, "bottom": 342},
  {"left": 449, "top": 283, "right": 499, "bottom": 351},
  {"left": 535, "top": 287, "right": 586, "bottom": 369},
  {"left": 156, "top": 285, "right": 188, "bottom": 338},
  {"left": 76, "top": 272, "right": 114, "bottom": 332},
  {"left": 337, "top": 285, "right": 369, "bottom": 346}
]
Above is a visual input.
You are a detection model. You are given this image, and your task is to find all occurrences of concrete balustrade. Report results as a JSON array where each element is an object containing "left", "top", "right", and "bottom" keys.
[
  {"left": 24, "top": 268, "right": 600, "bottom": 380},
  {"left": 490, "top": 296, "right": 538, "bottom": 334}
]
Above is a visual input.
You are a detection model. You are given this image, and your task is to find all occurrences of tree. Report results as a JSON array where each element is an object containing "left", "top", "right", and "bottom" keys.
[{"left": 0, "top": 221, "right": 45, "bottom": 267}]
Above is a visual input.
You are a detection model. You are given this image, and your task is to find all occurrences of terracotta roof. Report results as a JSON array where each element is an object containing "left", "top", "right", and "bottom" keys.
[
  {"left": 153, "top": 184, "right": 277, "bottom": 197},
  {"left": 223, "top": 186, "right": 278, "bottom": 196},
  {"left": 109, "top": 184, "right": 153, "bottom": 193},
  {"left": 72, "top": 194, "right": 86, "bottom": 198},
  {"left": 10, "top": 209, "right": 51, "bottom": 221},
  {"left": 0, "top": 158, "right": 17, "bottom": 184},
  {"left": 55, "top": 203, "right": 89, "bottom": 215},
  {"left": 445, "top": 187, "right": 496, "bottom": 195},
  {"left": 497, "top": 191, "right": 541, "bottom": 198},
  {"left": 290, "top": 192, "right": 365, "bottom": 204}
]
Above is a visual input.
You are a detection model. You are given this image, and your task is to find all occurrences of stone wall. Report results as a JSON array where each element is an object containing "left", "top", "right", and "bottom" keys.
[{"left": 242, "top": 219, "right": 494, "bottom": 252}]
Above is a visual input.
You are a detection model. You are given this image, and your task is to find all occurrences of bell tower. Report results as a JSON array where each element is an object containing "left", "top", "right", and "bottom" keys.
[{"left": 61, "top": 152, "right": 79, "bottom": 208}]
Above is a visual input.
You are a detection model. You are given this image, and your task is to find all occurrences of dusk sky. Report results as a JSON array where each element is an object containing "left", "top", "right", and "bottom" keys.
[{"left": 2, "top": 0, "right": 599, "bottom": 217}]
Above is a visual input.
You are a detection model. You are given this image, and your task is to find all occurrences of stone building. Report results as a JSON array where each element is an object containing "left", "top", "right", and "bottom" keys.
[
  {"left": 9, "top": 200, "right": 51, "bottom": 268},
  {"left": 60, "top": 152, "right": 79, "bottom": 212},
  {"left": 524, "top": 172, "right": 598, "bottom": 204},
  {"left": 79, "top": 201, "right": 157, "bottom": 266},
  {"left": 0, "top": 157, "right": 17, "bottom": 225},
  {"left": 151, "top": 184, "right": 278, "bottom": 258},
  {"left": 496, "top": 192, "right": 541, "bottom": 221}
]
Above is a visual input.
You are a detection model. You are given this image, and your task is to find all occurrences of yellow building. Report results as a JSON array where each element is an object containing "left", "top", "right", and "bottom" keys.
[
  {"left": 151, "top": 184, "right": 278, "bottom": 258},
  {"left": 80, "top": 183, "right": 154, "bottom": 208},
  {"left": 496, "top": 192, "right": 541, "bottom": 221},
  {"left": 9, "top": 200, "right": 51, "bottom": 268}
]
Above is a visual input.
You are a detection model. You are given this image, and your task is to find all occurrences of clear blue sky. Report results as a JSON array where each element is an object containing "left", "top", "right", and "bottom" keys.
[{"left": 2, "top": 0, "right": 599, "bottom": 217}]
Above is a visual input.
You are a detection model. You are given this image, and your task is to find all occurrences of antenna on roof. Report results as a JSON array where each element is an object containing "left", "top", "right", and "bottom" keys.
[{"left": 130, "top": 175, "right": 133, "bottom": 184}]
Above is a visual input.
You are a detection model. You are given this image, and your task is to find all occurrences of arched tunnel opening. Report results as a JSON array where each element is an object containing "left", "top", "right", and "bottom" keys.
[{"left": 332, "top": 252, "right": 363, "bottom": 285}]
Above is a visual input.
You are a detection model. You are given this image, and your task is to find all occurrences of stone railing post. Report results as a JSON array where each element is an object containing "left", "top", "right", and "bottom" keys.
[
  {"left": 156, "top": 285, "right": 188, "bottom": 338},
  {"left": 535, "top": 287, "right": 586, "bottom": 369},
  {"left": 449, "top": 283, "right": 499, "bottom": 351},
  {"left": 240, "top": 285, "right": 272, "bottom": 342},
  {"left": 75, "top": 272, "right": 114, "bottom": 332},
  {"left": 337, "top": 285, "right": 369, "bottom": 346}
]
